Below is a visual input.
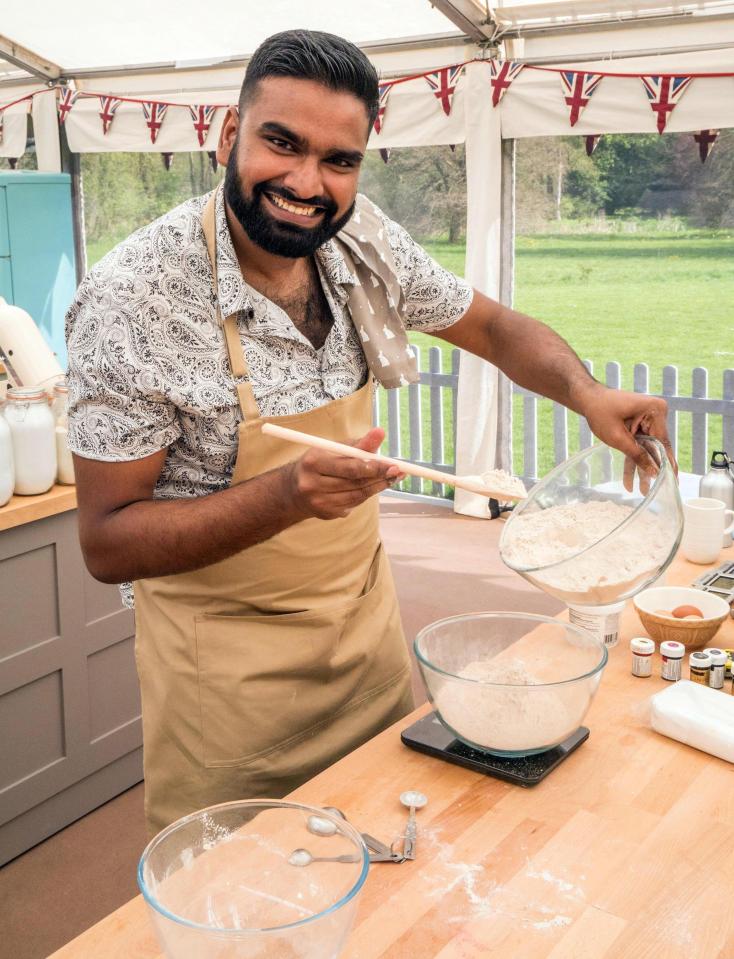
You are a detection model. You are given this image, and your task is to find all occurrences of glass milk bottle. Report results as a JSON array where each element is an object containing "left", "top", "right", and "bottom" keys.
[
  {"left": 52, "top": 380, "right": 75, "bottom": 485},
  {"left": 3, "top": 387, "right": 57, "bottom": 495},
  {"left": 0, "top": 407, "right": 14, "bottom": 505}
]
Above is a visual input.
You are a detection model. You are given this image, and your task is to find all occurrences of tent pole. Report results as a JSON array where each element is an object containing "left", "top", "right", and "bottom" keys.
[
  {"left": 496, "top": 137, "right": 515, "bottom": 474},
  {"left": 60, "top": 128, "right": 87, "bottom": 284}
]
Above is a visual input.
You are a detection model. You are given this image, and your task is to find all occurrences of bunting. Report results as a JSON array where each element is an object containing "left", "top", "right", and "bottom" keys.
[
  {"left": 585, "top": 134, "right": 602, "bottom": 156},
  {"left": 560, "top": 72, "right": 603, "bottom": 127},
  {"left": 0, "top": 114, "right": 3, "bottom": 147},
  {"left": 143, "top": 101, "right": 168, "bottom": 144},
  {"left": 161, "top": 152, "right": 174, "bottom": 170},
  {"left": 693, "top": 129, "right": 719, "bottom": 163},
  {"left": 189, "top": 105, "right": 216, "bottom": 147},
  {"left": 57, "top": 88, "right": 79, "bottom": 125},
  {"left": 424, "top": 65, "right": 463, "bottom": 116},
  {"left": 373, "top": 83, "right": 392, "bottom": 135},
  {"left": 98, "top": 96, "right": 121, "bottom": 135},
  {"left": 489, "top": 61, "right": 524, "bottom": 107},
  {"left": 641, "top": 75, "right": 692, "bottom": 134},
  {"left": 208, "top": 150, "right": 218, "bottom": 172},
  {"left": 379, "top": 148, "right": 390, "bottom": 164}
]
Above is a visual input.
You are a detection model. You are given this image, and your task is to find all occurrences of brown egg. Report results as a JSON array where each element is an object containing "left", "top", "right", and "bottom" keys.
[{"left": 671, "top": 604, "right": 704, "bottom": 619}]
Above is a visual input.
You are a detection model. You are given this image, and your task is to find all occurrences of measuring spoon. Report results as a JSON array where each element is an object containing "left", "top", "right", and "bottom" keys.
[
  {"left": 288, "top": 848, "right": 361, "bottom": 867},
  {"left": 399, "top": 790, "right": 428, "bottom": 860}
]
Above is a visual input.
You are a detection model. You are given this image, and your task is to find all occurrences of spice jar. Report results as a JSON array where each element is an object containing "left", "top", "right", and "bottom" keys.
[
  {"left": 3, "top": 387, "right": 56, "bottom": 495},
  {"left": 707, "top": 648, "right": 726, "bottom": 690},
  {"left": 630, "top": 637, "right": 655, "bottom": 677},
  {"left": 0, "top": 406, "right": 14, "bottom": 506},
  {"left": 52, "top": 380, "right": 75, "bottom": 486},
  {"left": 660, "top": 641, "right": 685, "bottom": 682},
  {"left": 689, "top": 650, "right": 712, "bottom": 686}
]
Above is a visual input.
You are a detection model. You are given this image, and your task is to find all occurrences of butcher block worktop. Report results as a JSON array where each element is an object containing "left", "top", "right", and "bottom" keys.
[
  {"left": 51, "top": 550, "right": 734, "bottom": 959},
  {"left": 0, "top": 485, "right": 77, "bottom": 533}
]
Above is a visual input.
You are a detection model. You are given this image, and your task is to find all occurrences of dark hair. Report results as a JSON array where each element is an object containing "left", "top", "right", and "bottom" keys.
[{"left": 239, "top": 29, "right": 379, "bottom": 130}]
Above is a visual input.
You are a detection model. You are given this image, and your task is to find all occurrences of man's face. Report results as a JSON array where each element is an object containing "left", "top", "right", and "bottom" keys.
[{"left": 222, "top": 77, "right": 370, "bottom": 258}]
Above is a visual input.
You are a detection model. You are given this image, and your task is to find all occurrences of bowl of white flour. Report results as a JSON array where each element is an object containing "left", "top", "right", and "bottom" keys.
[
  {"left": 499, "top": 437, "right": 683, "bottom": 606},
  {"left": 415, "top": 612, "right": 607, "bottom": 756}
]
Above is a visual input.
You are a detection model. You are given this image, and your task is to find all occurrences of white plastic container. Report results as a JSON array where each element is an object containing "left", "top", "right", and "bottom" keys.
[
  {"left": 0, "top": 410, "right": 14, "bottom": 506},
  {"left": 568, "top": 601, "right": 626, "bottom": 649},
  {"left": 3, "top": 387, "right": 57, "bottom": 495},
  {"left": 52, "top": 380, "right": 75, "bottom": 485}
]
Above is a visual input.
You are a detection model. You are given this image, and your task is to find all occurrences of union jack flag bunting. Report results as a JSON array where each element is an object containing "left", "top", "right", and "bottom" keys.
[
  {"left": 379, "top": 148, "right": 390, "bottom": 164},
  {"left": 560, "top": 72, "right": 603, "bottom": 127},
  {"left": 693, "top": 129, "right": 719, "bottom": 163},
  {"left": 641, "top": 75, "right": 692, "bottom": 134},
  {"left": 489, "top": 61, "right": 524, "bottom": 107},
  {"left": 189, "top": 105, "right": 217, "bottom": 147},
  {"left": 143, "top": 101, "right": 168, "bottom": 144},
  {"left": 98, "top": 96, "right": 122, "bottom": 135},
  {"left": 373, "top": 83, "right": 392, "bottom": 135},
  {"left": 585, "top": 134, "right": 602, "bottom": 156},
  {"left": 57, "top": 88, "right": 79, "bottom": 125},
  {"left": 0, "top": 114, "right": 3, "bottom": 146},
  {"left": 424, "top": 65, "right": 464, "bottom": 116}
]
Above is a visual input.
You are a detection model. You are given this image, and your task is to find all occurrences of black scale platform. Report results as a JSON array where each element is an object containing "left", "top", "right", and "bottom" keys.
[{"left": 401, "top": 712, "right": 589, "bottom": 786}]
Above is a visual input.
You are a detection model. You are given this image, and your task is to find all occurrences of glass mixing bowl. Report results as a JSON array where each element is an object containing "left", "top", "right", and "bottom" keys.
[
  {"left": 415, "top": 612, "right": 607, "bottom": 757},
  {"left": 138, "top": 800, "right": 369, "bottom": 959},
  {"left": 499, "top": 437, "right": 683, "bottom": 606}
]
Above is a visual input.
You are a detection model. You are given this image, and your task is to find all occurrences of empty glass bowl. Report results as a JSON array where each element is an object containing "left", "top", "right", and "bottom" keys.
[
  {"left": 415, "top": 612, "right": 607, "bottom": 757},
  {"left": 138, "top": 800, "right": 369, "bottom": 959},
  {"left": 499, "top": 437, "right": 683, "bottom": 606}
]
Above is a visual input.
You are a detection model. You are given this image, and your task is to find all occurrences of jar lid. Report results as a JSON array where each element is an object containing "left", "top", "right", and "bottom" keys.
[
  {"left": 690, "top": 650, "right": 712, "bottom": 666},
  {"left": 6, "top": 386, "right": 48, "bottom": 402},
  {"left": 707, "top": 648, "right": 727, "bottom": 665},
  {"left": 53, "top": 381, "right": 69, "bottom": 396},
  {"left": 660, "top": 641, "right": 685, "bottom": 657},
  {"left": 630, "top": 637, "right": 655, "bottom": 654}
]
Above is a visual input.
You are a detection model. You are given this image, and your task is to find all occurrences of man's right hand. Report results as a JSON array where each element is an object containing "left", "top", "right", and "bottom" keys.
[{"left": 283, "top": 427, "right": 404, "bottom": 520}]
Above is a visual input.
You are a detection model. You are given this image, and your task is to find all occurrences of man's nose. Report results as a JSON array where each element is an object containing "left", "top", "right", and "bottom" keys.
[{"left": 282, "top": 154, "right": 324, "bottom": 202}]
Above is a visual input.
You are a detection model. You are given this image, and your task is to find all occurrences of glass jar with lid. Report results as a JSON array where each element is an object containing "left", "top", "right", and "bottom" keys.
[
  {"left": 3, "top": 387, "right": 57, "bottom": 495},
  {"left": 52, "top": 379, "right": 75, "bottom": 485},
  {"left": 0, "top": 403, "right": 14, "bottom": 506}
]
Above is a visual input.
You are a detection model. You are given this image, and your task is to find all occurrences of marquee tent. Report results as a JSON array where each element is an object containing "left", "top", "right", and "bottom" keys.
[{"left": 2, "top": 0, "right": 733, "bottom": 514}]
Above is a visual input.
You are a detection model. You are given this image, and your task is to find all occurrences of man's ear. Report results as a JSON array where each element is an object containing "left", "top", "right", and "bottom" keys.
[{"left": 216, "top": 106, "right": 240, "bottom": 167}]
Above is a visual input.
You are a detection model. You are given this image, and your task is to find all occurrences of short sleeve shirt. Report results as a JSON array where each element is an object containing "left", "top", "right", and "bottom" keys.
[{"left": 66, "top": 185, "right": 473, "bottom": 604}]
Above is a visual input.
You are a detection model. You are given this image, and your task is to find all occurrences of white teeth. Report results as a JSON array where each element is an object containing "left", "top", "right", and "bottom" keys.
[{"left": 269, "top": 193, "right": 318, "bottom": 216}]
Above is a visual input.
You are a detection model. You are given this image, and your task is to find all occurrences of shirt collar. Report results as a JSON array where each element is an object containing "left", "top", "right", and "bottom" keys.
[{"left": 211, "top": 183, "right": 358, "bottom": 319}]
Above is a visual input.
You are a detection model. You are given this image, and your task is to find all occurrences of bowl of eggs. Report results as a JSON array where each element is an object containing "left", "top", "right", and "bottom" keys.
[{"left": 633, "top": 586, "right": 731, "bottom": 648}]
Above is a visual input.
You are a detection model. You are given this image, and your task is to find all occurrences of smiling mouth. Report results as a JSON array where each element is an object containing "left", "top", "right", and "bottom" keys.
[{"left": 265, "top": 192, "right": 325, "bottom": 218}]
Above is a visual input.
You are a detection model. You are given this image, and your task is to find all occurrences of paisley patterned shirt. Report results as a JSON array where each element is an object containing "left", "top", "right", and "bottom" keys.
[{"left": 65, "top": 184, "right": 472, "bottom": 605}]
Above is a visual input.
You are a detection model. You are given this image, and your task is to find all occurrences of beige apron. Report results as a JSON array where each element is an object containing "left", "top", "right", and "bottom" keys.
[{"left": 134, "top": 197, "right": 414, "bottom": 835}]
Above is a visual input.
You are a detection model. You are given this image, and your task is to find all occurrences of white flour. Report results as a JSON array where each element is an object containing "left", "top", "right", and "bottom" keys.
[
  {"left": 501, "top": 500, "right": 672, "bottom": 604},
  {"left": 435, "top": 659, "right": 590, "bottom": 753}
]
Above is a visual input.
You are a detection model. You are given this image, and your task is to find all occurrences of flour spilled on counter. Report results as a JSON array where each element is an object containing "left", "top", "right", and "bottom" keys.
[{"left": 421, "top": 825, "right": 585, "bottom": 932}]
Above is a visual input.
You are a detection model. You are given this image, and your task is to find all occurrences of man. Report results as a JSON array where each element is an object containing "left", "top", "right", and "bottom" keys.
[{"left": 66, "top": 29, "right": 673, "bottom": 834}]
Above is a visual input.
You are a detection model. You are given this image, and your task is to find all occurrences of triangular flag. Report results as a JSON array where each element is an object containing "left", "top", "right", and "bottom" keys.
[
  {"left": 189, "top": 105, "right": 217, "bottom": 148},
  {"left": 142, "top": 101, "right": 168, "bottom": 144},
  {"left": 585, "top": 134, "right": 602, "bottom": 156},
  {"left": 208, "top": 150, "right": 218, "bottom": 172},
  {"left": 58, "top": 88, "right": 79, "bottom": 125},
  {"left": 693, "top": 129, "right": 719, "bottom": 163},
  {"left": 424, "top": 65, "right": 464, "bottom": 116},
  {"left": 98, "top": 96, "right": 122, "bottom": 135},
  {"left": 489, "top": 61, "right": 524, "bottom": 107},
  {"left": 641, "top": 75, "right": 692, "bottom": 134},
  {"left": 560, "top": 71, "right": 603, "bottom": 127},
  {"left": 373, "top": 83, "right": 392, "bottom": 135},
  {"left": 0, "top": 114, "right": 3, "bottom": 147},
  {"left": 161, "top": 152, "right": 174, "bottom": 170},
  {"left": 379, "top": 148, "right": 390, "bottom": 164}
]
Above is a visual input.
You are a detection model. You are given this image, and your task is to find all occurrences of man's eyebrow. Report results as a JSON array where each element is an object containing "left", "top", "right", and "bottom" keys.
[{"left": 259, "top": 121, "right": 363, "bottom": 164}]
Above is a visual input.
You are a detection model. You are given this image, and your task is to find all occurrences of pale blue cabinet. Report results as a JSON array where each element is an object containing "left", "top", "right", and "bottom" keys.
[{"left": 0, "top": 171, "right": 77, "bottom": 367}]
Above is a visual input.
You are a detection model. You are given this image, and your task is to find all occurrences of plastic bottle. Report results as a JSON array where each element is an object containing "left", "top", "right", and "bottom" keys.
[
  {"left": 689, "top": 650, "right": 712, "bottom": 685},
  {"left": 660, "top": 640, "right": 685, "bottom": 681},
  {"left": 568, "top": 601, "right": 625, "bottom": 649},
  {"left": 630, "top": 637, "right": 655, "bottom": 677},
  {"left": 699, "top": 451, "right": 734, "bottom": 548},
  {"left": 708, "top": 648, "right": 726, "bottom": 689}
]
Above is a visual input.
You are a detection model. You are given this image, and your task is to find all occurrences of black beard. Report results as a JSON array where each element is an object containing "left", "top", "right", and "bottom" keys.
[{"left": 224, "top": 151, "right": 355, "bottom": 258}]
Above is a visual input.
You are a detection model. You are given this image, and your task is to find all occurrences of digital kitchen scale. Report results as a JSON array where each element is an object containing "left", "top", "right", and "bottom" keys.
[
  {"left": 401, "top": 712, "right": 589, "bottom": 787},
  {"left": 692, "top": 560, "right": 734, "bottom": 612}
]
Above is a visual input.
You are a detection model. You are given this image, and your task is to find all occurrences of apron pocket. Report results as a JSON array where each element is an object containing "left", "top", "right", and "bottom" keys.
[{"left": 194, "top": 544, "right": 409, "bottom": 768}]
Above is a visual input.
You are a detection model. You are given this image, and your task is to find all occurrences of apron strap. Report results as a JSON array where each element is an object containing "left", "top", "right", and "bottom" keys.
[{"left": 201, "top": 193, "right": 261, "bottom": 423}]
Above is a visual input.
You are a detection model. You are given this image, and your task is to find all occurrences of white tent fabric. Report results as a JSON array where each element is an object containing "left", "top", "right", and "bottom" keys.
[{"left": 2, "top": 1, "right": 734, "bottom": 513}]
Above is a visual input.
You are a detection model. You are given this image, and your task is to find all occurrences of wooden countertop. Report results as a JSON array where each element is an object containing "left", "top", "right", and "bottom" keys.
[
  {"left": 50, "top": 551, "right": 734, "bottom": 959},
  {"left": 0, "top": 485, "right": 77, "bottom": 533}
]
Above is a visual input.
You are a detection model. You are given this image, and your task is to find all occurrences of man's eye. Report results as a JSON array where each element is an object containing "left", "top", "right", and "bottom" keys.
[
  {"left": 268, "top": 138, "right": 294, "bottom": 151},
  {"left": 329, "top": 158, "right": 355, "bottom": 169}
]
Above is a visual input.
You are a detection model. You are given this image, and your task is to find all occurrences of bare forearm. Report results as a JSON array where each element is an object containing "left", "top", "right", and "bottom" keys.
[{"left": 82, "top": 466, "right": 302, "bottom": 583}]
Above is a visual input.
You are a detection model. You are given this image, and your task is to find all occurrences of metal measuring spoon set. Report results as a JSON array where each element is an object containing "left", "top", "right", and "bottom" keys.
[{"left": 288, "top": 793, "right": 428, "bottom": 867}]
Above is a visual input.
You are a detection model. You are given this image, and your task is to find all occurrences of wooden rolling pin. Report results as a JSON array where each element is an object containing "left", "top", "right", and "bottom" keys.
[{"left": 261, "top": 422, "right": 526, "bottom": 500}]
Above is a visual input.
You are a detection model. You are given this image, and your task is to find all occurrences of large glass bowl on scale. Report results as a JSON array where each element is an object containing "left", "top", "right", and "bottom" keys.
[
  {"left": 138, "top": 800, "right": 369, "bottom": 959},
  {"left": 415, "top": 612, "right": 607, "bottom": 757},
  {"left": 499, "top": 437, "right": 683, "bottom": 607}
]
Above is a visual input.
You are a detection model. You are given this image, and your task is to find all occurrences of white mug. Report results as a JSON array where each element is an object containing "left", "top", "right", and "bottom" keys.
[{"left": 681, "top": 497, "right": 734, "bottom": 564}]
